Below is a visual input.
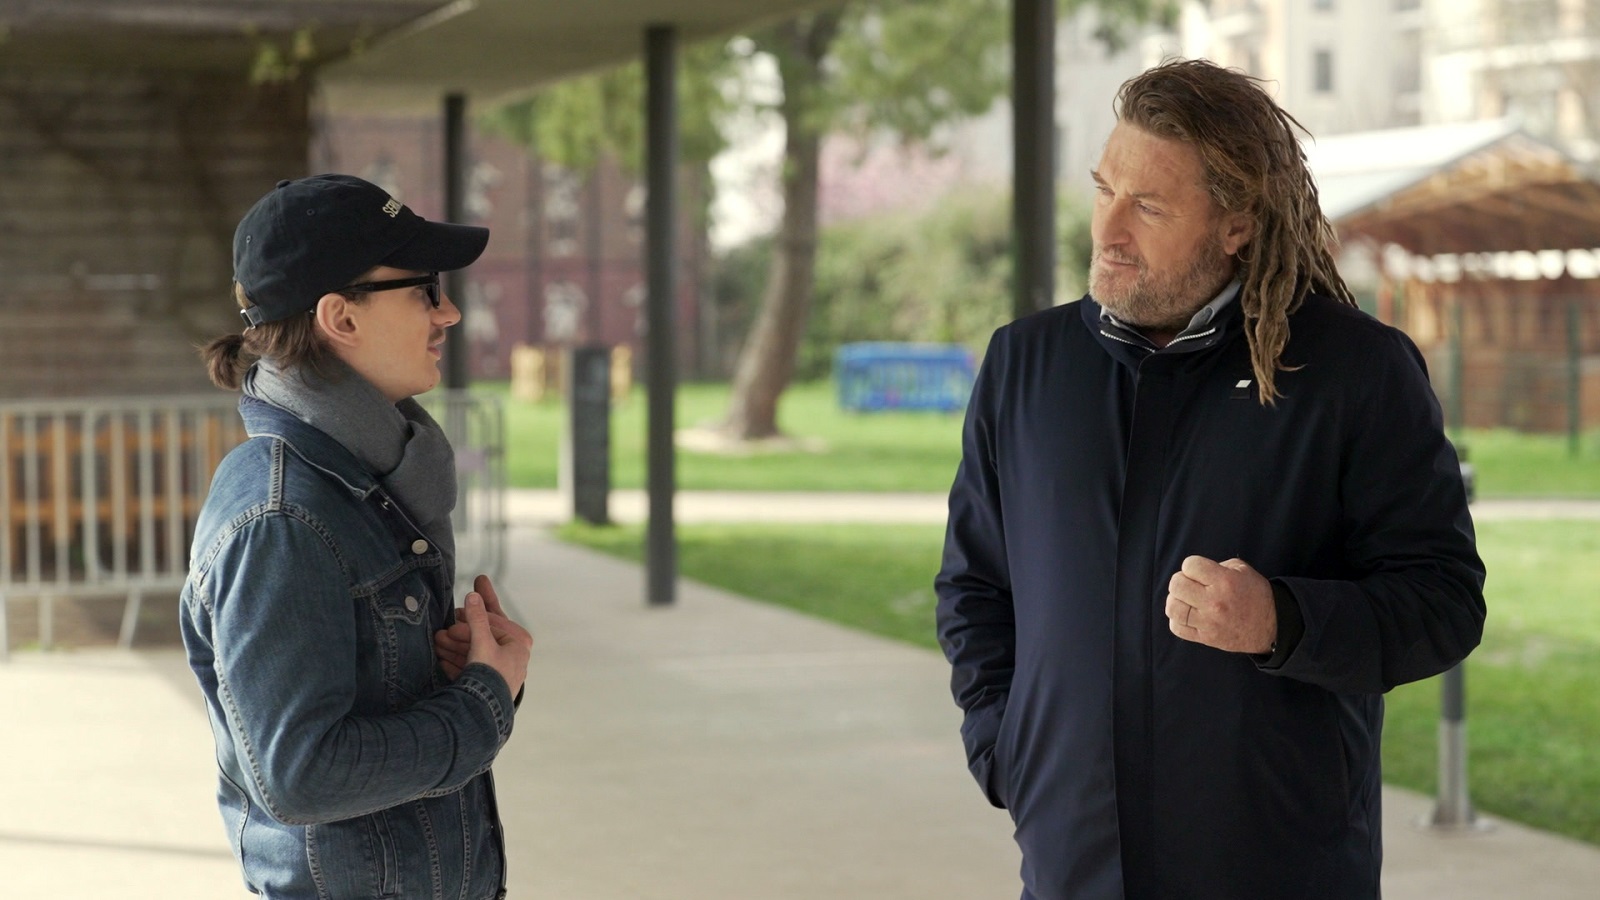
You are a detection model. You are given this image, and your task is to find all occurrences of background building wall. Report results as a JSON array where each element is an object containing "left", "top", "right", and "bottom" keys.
[
  {"left": 1179, "top": 0, "right": 1424, "bottom": 138},
  {"left": 1424, "top": 0, "right": 1600, "bottom": 164},
  {"left": 0, "top": 69, "right": 310, "bottom": 398},
  {"left": 314, "top": 114, "right": 711, "bottom": 382}
]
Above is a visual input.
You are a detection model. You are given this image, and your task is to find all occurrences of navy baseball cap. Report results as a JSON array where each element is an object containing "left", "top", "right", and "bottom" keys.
[{"left": 232, "top": 174, "right": 489, "bottom": 327}]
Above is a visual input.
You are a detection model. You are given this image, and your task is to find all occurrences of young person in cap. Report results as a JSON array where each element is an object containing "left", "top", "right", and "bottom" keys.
[{"left": 182, "top": 174, "right": 532, "bottom": 900}]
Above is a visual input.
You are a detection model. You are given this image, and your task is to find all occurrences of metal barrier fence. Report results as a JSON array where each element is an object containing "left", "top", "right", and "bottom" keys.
[
  {"left": 420, "top": 389, "right": 507, "bottom": 590},
  {"left": 1, "top": 390, "right": 505, "bottom": 659},
  {"left": 0, "top": 395, "right": 245, "bottom": 659}
]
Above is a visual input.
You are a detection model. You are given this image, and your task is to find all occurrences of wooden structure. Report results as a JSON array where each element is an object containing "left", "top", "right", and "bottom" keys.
[{"left": 1311, "top": 121, "right": 1600, "bottom": 432}]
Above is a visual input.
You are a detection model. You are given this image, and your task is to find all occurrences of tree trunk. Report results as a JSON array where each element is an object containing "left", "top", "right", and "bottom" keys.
[{"left": 722, "top": 14, "right": 841, "bottom": 441}]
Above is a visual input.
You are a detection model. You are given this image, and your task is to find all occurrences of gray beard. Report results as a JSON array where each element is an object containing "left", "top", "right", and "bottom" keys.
[{"left": 1089, "top": 244, "right": 1235, "bottom": 332}]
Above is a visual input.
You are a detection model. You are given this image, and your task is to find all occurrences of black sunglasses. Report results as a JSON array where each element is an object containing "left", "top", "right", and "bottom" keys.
[{"left": 339, "top": 272, "right": 441, "bottom": 308}]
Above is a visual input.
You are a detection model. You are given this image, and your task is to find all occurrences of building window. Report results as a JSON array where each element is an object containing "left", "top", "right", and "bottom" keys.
[
  {"left": 1313, "top": 49, "right": 1334, "bottom": 93},
  {"left": 542, "top": 166, "right": 582, "bottom": 258},
  {"left": 1395, "top": 29, "right": 1422, "bottom": 93},
  {"left": 1395, "top": 60, "right": 1421, "bottom": 94}
]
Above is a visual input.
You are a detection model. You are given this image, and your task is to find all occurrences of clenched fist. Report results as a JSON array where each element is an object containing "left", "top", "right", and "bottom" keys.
[{"left": 1164, "top": 555, "right": 1276, "bottom": 654}]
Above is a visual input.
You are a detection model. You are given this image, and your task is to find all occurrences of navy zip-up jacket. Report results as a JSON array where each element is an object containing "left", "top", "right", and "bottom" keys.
[{"left": 936, "top": 293, "right": 1486, "bottom": 900}]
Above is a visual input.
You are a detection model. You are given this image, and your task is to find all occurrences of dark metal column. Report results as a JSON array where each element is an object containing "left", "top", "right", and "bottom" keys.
[
  {"left": 1012, "top": 0, "right": 1056, "bottom": 319},
  {"left": 443, "top": 92, "right": 470, "bottom": 389},
  {"left": 644, "top": 25, "right": 679, "bottom": 607},
  {"left": 441, "top": 93, "right": 472, "bottom": 542},
  {"left": 1447, "top": 292, "right": 1466, "bottom": 438},
  {"left": 1568, "top": 297, "right": 1581, "bottom": 458}
]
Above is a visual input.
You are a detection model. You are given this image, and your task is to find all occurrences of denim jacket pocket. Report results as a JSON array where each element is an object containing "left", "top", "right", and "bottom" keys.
[
  {"left": 368, "top": 571, "right": 439, "bottom": 708},
  {"left": 307, "top": 813, "right": 403, "bottom": 899}
]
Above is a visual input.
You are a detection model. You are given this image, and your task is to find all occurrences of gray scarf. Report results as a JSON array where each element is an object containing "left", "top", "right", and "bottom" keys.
[{"left": 242, "top": 357, "right": 456, "bottom": 566}]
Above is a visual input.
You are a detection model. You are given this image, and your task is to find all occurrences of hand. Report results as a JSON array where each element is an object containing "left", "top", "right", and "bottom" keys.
[
  {"left": 1165, "top": 556, "right": 1276, "bottom": 654},
  {"left": 434, "top": 619, "right": 488, "bottom": 681},
  {"left": 434, "top": 575, "right": 529, "bottom": 678},
  {"left": 434, "top": 575, "right": 532, "bottom": 697}
]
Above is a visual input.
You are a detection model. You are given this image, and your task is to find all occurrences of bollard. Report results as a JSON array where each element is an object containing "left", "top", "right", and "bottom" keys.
[
  {"left": 1419, "top": 443, "right": 1491, "bottom": 832},
  {"left": 1423, "top": 663, "right": 1487, "bottom": 830},
  {"left": 562, "top": 345, "right": 612, "bottom": 526},
  {"left": 1456, "top": 443, "right": 1475, "bottom": 506}
]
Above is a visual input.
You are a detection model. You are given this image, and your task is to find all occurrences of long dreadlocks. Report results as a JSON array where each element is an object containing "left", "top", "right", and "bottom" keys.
[{"left": 1115, "top": 58, "right": 1356, "bottom": 404}]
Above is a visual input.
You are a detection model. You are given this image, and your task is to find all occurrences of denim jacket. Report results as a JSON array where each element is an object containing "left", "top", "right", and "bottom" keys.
[{"left": 181, "top": 396, "right": 514, "bottom": 900}]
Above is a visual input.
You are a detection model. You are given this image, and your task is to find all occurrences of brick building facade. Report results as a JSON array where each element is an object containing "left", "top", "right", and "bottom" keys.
[{"left": 314, "top": 114, "right": 712, "bottom": 383}]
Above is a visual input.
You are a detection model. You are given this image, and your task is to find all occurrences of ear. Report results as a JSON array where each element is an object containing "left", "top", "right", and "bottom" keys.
[
  {"left": 1219, "top": 212, "right": 1255, "bottom": 257},
  {"left": 312, "top": 293, "right": 362, "bottom": 350}
]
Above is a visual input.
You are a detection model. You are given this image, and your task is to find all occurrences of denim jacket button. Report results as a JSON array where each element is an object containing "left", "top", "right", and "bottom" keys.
[
  {"left": 411, "top": 539, "right": 429, "bottom": 554},
  {"left": 404, "top": 595, "right": 420, "bottom": 612}
]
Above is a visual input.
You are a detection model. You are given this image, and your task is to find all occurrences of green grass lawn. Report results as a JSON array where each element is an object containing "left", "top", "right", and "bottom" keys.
[
  {"left": 1454, "top": 428, "right": 1600, "bottom": 497},
  {"left": 495, "top": 380, "right": 966, "bottom": 492},
  {"left": 493, "top": 380, "right": 1600, "bottom": 496},
  {"left": 1381, "top": 519, "right": 1600, "bottom": 843},
  {"left": 560, "top": 521, "right": 948, "bottom": 647},
  {"left": 559, "top": 518, "right": 1600, "bottom": 846}
]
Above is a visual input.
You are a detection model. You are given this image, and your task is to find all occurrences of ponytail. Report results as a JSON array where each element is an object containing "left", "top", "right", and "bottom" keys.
[
  {"left": 200, "top": 333, "right": 251, "bottom": 390},
  {"left": 197, "top": 283, "right": 343, "bottom": 389}
]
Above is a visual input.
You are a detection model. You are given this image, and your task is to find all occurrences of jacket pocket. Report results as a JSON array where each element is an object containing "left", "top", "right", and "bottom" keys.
[
  {"left": 991, "top": 708, "right": 1021, "bottom": 811},
  {"left": 306, "top": 813, "right": 401, "bottom": 899},
  {"left": 969, "top": 701, "right": 1015, "bottom": 811},
  {"left": 368, "top": 571, "right": 439, "bottom": 707},
  {"left": 1246, "top": 687, "right": 1351, "bottom": 841}
]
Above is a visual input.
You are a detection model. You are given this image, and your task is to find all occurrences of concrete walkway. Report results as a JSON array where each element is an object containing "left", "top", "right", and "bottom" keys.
[{"left": 5, "top": 518, "right": 1600, "bottom": 897}]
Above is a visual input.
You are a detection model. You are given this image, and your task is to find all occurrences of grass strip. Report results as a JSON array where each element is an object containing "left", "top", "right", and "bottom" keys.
[{"left": 494, "top": 380, "right": 1600, "bottom": 496}]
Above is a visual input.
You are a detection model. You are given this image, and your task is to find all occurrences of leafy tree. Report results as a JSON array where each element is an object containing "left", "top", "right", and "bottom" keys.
[
  {"left": 722, "top": 2, "right": 1044, "bottom": 438},
  {"left": 481, "top": 41, "right": 738, "bottom": 173},
  {"left": 806, "top": 188, "right": 1013, "bottom": 378},
  {"left": 771, "top": 184, "right": 1092, "bottom": 381},
  {"left": 494, "top": 0, "right": 1175, "bottom": 440}
]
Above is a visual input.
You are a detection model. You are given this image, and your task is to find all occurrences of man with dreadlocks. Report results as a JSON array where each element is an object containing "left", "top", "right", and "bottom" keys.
[{"left": 935, "top": 59, "right": 1485, "bottom": 899}]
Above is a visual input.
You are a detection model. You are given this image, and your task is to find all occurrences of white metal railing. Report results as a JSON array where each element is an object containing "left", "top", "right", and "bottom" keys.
[
  {"left": 1, "top": 390, "right": 505, "bottom": 660},
  {"left": 0, "top": 395, "right": 246, "bottom": 658},
  {"left": 421, "top": 389, "right": 507, "bottom": 590}
]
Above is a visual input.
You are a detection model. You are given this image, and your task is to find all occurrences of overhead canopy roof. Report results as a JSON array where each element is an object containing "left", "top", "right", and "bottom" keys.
[
  {"left": 0, "top": 0, "right": 843, "bottom": 110},
  {"left": 318, "top": 0, "right": 846, "bottom": 112},
  {"left": 0, "top": 0, "right": 441, "bottom": 72},
  {"left": 1305, "top": 119, "right": 1600, "bottom": 256}
]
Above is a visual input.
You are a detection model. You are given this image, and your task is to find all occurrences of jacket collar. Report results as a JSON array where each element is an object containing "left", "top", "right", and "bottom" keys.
[
  {"left": 1082, "top": 281, "right": 1245, "bottom": 369},
  {"left": 238, "top": 395, "right": 381, "bottom": 499}
]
